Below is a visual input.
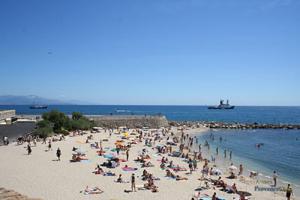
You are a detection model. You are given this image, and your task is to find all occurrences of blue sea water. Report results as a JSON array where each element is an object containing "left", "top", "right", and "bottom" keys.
[
  {"left": 1, "top": 105, "right": 300, "bottom": 124},
  {"left": 197, "top": 129, "right": 300, "bottom": 194}
]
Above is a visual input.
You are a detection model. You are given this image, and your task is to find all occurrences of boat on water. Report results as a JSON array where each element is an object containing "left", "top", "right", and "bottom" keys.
[
  {"left": 29, "top": 105, "right": 48, "bottom": 109},
  {"left": 115, "top": 109, "right": 131, "bottom": 113},
  {"left": 208, "top": 100, "right": 235, "bottom": 109}
]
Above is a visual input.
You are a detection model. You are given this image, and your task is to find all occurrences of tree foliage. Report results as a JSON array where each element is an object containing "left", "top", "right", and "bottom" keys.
[
  {"left": 72, "top": 112, "right": 83, "bottom": 120},
  {"left": 34, "top": 110, "right": 94, "bottom": 137}
]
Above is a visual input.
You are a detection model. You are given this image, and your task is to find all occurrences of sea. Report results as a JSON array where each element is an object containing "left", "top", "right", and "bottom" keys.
[
  {"left": 1, "top": 105, "right": 300, "bottom": 124},
  {"left": 1, "top": 105, "right": 300, "bottom": 194}
]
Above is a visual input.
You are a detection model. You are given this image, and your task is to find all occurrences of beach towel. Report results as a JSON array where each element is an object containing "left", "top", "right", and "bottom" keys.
[
  {"left": 171, "top": 167, "right": 187, "bottom": 172},
  {"left": 110, "top": 148, "right": 118, "bottom": 152},
  {"left": 80, "top": 160, "right": 91, "bottom": 163},
  {"left": 103, "top": 172, "right": 116, "bottom": 176},
  {"left": 104, "top": 154, "right": 116, "bottom": 159},
  {"left": 200, "top": 197, "right": 211, "bottom": 200},
  {"left": 122, "top": 167, "right": 138, "bottom": 171}
]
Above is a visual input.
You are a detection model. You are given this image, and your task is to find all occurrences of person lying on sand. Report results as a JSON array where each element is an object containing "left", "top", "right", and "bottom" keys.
[
  {"left": 176, "top": 175, "right": 188, "bottom": 181},
  {"left": 103, "top": 171, "right": 116, "bottom": 176},
  {"left": 70, "top": 154, "right": 88, "bottom": 162},
  {"left": 82, "top": 186, "right": 103, "bottom": 195},
  {"left": 172, "top": 165, "right": 187, "bottom": 172},
  {"left": 141, "top": 161, "right": 154, "bottom": 168}
]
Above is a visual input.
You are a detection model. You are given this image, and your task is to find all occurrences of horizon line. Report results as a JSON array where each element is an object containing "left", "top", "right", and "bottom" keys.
[{"left": 1, "top": 104, "right": 300, "bottom": 107}]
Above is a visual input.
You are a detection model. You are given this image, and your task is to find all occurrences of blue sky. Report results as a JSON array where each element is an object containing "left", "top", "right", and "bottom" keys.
[{"left": 0, "top": 0, "right": 300, "bottom": 105}]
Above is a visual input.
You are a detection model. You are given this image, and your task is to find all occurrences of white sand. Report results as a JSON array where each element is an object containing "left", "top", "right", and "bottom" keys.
[{"left": 0, "top": 127, "right": 292, "bottom": 200}]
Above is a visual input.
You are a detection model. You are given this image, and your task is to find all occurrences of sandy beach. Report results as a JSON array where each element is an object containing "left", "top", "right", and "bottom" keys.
[{"left": 0, "top": 126, "right": 292, "bottom": 200}]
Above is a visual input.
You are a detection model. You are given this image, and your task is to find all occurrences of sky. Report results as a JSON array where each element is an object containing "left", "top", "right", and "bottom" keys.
[{"left": 0, "top": 0, "right": 300, "bottom": 106}]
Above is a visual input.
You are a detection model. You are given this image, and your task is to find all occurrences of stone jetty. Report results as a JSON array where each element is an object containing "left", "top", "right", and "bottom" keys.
[
  {"left": 169, "top": 121, "right": 300, "bottom": 130},
  {"left": 89, "top": 115, "right": 169, "bottom": 128}
]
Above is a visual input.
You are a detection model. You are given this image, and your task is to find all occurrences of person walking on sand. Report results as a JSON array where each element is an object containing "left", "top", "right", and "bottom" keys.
[
  {"left": 27, "top": 144, "right": 32, "bottom": 155},
  {"left": 286, "top": 184, "right": 293, "bottom": 200},
  {"left": 48, "top": 140, "right": 52, "bottom": 151},
  {"left": 273, "top": 171, "right": 278, "bottom": 187},
  {"left": 56, "top": 148, "right": 61, "bottom": 161},
  {"left": 126, "top": 149, "right": 129, "bottom": 161},
  {"left": 131, "top": 173, "right": 136, "bottom": 192}
]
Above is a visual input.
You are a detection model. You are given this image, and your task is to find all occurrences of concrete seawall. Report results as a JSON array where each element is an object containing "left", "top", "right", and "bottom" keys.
[{"left": 88, "top": 115, "right": 169, "bottom": 128}]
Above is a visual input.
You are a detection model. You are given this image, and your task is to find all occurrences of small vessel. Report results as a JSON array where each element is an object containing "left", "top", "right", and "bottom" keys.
[
  {"left": 29, "top": 105, "right": 48, "bottom": 109},
  {"left": 115, "top": 109, "right": 130, "bottom": 113},
  {"left": 208, "top": 100, "right": 235, "bottom": 110}
]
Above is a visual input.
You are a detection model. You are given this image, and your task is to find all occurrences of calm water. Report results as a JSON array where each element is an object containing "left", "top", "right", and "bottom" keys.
[
  {"left": 1, "top": 105, "right": 300, "bottom": 124},
  {"left": 198, "top": 129, "right": 300, "bottom": 193}
]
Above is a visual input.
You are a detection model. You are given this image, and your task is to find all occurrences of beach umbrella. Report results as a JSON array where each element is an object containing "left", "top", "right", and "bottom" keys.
[
  {"left": 229, "top": 165, "right": 238, "bottom": 171},
  {"left": 75, "top": 148, "right": 86, "bottom": 155},
  {"left": 212, "top": 168, "right": 222, "bottom": 175}
]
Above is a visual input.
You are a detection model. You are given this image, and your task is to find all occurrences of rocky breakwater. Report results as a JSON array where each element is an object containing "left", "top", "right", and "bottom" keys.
[
  {"left": 169, "top": 121, "right": 300, "bottom": 130},
  {"left": 89, "top": 115, "right": 169, "bottom": 129}
]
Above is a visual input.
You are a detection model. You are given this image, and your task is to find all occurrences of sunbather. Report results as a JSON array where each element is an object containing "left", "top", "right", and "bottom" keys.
[{"left": 82, "top": 186, "right": 103, "bottom": 195}]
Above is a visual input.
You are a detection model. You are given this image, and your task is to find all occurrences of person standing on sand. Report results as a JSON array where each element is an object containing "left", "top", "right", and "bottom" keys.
[
  {"left": 48, "top": 140, "right": 52, "bottom": 151},
  {"left": 56, "top": 148, "right": 61, "bottom": 161},
  {"left": 131, "top": 173, "right": 136, "bottom": 192},
  {"left": 238, "top": 164, "right": 243, "bottom": 175},
  {"left": 27, "top": 144, "right": 32, "bottom": 155},
  {"left": 126, "top": 149, "right": 129, "bottom": 161},
  {"left": 212, "top": 192, "right": 217, "bottom": 200},
  {"left": 273, "top": 171, "right": 278, "bottom": 187},
  {"left": 286, "top": 184, "right": 293, "bottom": 200}
]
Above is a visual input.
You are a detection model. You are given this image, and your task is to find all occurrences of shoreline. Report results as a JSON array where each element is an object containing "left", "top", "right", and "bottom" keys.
[{"left": 195, "top": 128, "right": 300, "bottom": 197}]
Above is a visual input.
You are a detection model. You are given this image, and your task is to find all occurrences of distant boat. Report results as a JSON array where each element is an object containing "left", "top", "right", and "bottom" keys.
[
  {"left": 115, "top": 109, "right": 130, "bottom": 113},
  {"left": 29, "top": 105, "right": 48, "bottom": 109},
  {"left": 208, "top": 100, "right": 235, "bottom": 110}
]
